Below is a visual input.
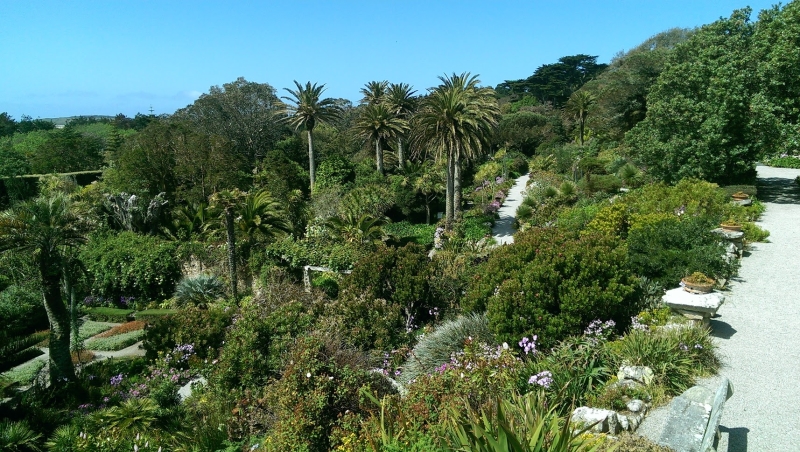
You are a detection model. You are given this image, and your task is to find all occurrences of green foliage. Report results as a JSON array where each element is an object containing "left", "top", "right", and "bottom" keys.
[
  {"left": 315, "top": 154, "right": 356, "bottom": 191},
  {"left": 466, "top": 228, "right": 640, "bottom": 348},
  {"left": 445, "top": 391, "right": 602, "bottom": 452},
  {"left": 626, "top": 216, "right": 736, "bottom": 288},
  {"left": 80, "top": 232, "right": 181, "bottom": 301},
  {"left": 742, "top": 221, "right": 770, "bottom": 242},
  {"left": 143, "top": 306, "right": 233, "bottom": 362},
  {"left": 261, "top": 235, "right": 367, "bottom": 272},
  {"left": 607, "top": 325, "right": 719, "bottom": 396},
  {"left": 1, "top": 358, "right": 45, "bottom": 385},
  {"left": 0, "top": 332, "right": 46, "bottom": 373},
  {"left": 212, "top": 280, "right": 320, "bottom": 390},
  {"left": 174, "top": 274, "right": 225, "bottom": 307},
  {"left": 0, "top": 285, "right": 47, "bottom": 336},
  {"left": 626, "top": 9, "right": 771, "bottom": 184},
  {"left": 0, "top": 420, "right": 42, "bottom": 452},
  {"left": 229, "top": 334, "right": 393, "bottom": 451},
  {"left": 764, "top": 156, "right": 800, "bottom": 168},
  {"left": 459, "top": 214, "right": 494, "bottom": 242},
  {"left": 83, "top": 307, "right": 134, "bottom": 323},
  {"left": 400, "top": 314, "right": 493, "bottom": 385},
  {"left": 383, "top": 221, "right": 436, "bottom": 247}
]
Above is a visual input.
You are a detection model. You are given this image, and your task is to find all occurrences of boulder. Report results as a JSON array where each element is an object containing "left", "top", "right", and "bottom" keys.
[
  {"left": 618, "top": 366, "right": 654, "bottom": 386},
  {"left": 178, "top": 376, "right": 207, "bottom": 402},
  {"left": 571, "top": 407, "right": 621, "bottom": 434}
]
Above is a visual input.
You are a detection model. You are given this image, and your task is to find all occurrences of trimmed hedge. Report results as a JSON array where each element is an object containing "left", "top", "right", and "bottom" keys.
[{"left": 84, "top": 307, "right": 134, "bottom": 323}]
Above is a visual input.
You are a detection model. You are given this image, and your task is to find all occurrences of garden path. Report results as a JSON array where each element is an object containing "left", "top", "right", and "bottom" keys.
[
  {"left": 492, "top": 173, "right": 530, "bottom": 245},
  {"left": 638, "top": 165, "right": 800, "bottom": 452}
]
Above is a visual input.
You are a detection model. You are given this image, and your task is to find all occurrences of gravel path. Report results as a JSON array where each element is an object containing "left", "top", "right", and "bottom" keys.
[
  {"left": 638, "top": 165, "right": 800, "bottom": 451},
  {"left": 492, "top": 173, "right": 530, "bottom": 245}
]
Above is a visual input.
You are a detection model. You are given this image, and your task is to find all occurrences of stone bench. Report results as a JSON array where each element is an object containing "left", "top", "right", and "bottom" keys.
[
  {"left": 658, "top": 377, "right": 734, "bottom": 452},
  {"left": 662, "top": 287, "right": 725, "bottom": 326}
]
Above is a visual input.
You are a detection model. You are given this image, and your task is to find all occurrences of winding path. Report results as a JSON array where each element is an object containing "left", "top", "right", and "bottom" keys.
[
  {"left": 639, "top": 165, "right": 800, "bottom": 451},
  {"left": 492, "top": 173, "right": 530, "bottom": 245}
]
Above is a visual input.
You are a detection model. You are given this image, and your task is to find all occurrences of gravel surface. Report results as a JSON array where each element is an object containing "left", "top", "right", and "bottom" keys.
[
  {"left": 638, "top": 165, "right": 800, "bottom": 451},
  {"left": 492, "top": 173, "right": 529, "bottom": 245}
]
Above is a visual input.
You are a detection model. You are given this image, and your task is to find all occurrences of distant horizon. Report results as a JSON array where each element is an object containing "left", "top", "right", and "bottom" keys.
[{"left": 0, "top": 1, "right": 778, "bottom": 119}]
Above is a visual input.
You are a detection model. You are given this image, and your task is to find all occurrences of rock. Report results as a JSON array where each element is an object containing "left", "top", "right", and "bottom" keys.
[
  {"left": 571, "top": 407, "right": 621, "bottom": 434},
  {"left": 618, "top": 366, "right": 654, "bottom": 386},
  {"left": 608, "top": 378, "right": 645, "bottom": 391},
  {"left": 658, "top": 378, "right": 733, "bottom": 452},
  {"left": 711, "top": 228, "right": 745, "bottom": 240},
  {"left": 178, "top": 377, "right": 207, "bottom": 401},
  {"left": 627, "top": 399, "right": 646, "bottom": 413},
  {"left": 618, "top": 414, "right": 629, "bottom": 431},
  {"left": 733, "top": 199, "right": 752, "bottom": 207}
]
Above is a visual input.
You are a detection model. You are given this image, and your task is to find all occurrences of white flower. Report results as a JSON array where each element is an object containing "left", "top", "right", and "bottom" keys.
[
  {"left": 306, "top": 372, "right": 311, "bottom": 378},
  {"left": 502, "top": 342, "right": 509, "bottom": 350}
]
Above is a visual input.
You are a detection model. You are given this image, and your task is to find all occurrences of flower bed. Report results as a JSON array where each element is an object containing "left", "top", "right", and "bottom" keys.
[{"left": 84, "top": 330, "right": 145, "bottom": 351}]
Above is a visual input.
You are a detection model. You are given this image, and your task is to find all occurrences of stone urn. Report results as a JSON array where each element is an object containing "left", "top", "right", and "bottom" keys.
[
  {"left": 720, "top": 222, "right": 742, "bottom": 232},
  {"left": 731, "top": 192, "right": 750, "bottom": 201},
  {"left": 682, "top": 272, "right": 715, "bottom": 294}
]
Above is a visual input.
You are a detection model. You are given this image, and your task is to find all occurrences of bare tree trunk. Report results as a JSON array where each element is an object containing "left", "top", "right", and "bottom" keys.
[
  {"left": 41, "top": 263, "right": 74, "bottom": 384},
  {"left": 307, "top": 129, "right": 316, "bottom": 190},
  {"left": 445, "top": 152, "right": 455, "bottom": 230},
  {"left": 397, "top": 138, "right": 404, "bottom": 170},
  {"left": 454, "top": 150, "right": 463, "bottom": 221},
  {"left": 225, "top": 207, "right": 238, "bottom": 302},
  {"left": 375, "top": 139, "right": 384, "bottom": 175}
]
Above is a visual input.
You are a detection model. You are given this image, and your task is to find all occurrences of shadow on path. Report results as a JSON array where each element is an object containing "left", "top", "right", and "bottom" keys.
[
  {"left": 756, "top": 177, "right": 800, "bottom": 204},
  {"left": 719, "top": 426, "right": 749, "bottom": 452}
]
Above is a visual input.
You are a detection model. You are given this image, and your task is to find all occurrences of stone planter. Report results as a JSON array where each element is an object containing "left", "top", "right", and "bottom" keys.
[
  {"left": 731, "top": 194, "right": 749, "bottom": 201},
  {"left": 720, "top": 223, "right": 742, "bottom": 232},
  {"left": 681, "top": 278, "right": 715, "bottom": 294}
]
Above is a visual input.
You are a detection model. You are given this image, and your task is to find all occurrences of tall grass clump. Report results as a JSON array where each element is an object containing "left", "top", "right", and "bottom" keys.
[{"left": 400, "top": 314, "right": 493, "bottom": 385}]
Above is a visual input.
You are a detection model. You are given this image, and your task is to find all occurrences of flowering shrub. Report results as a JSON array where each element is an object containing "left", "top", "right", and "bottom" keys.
[
  {"left": 465, "top": 227, "right": 641, "bottom": 348},
  {"left": 143, "top": 306, "right": 232, "bottom": 362}
]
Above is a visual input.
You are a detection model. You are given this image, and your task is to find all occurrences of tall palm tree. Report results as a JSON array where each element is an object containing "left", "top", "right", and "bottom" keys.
[
  {"left": 236, "top": 190, "right": 291, "bottom": 248},
  {"left": 360, "top": 80, "right": 389, "bottom": 106},
  {"left": 354, "top": 103, "right": 408, "bottom": 175},
  {"left": 208, "top": 189, "right": 246, "bottom": 302},
  {"left": 0, "top": 194, "right": 88, "bottom": 384},
  {"left": 384, "top": 83, "right": 418, "bottom": 169},
  {"left": 564, "top": 90, "right": 596, "bottom": 146},
  {"left": 282, "top": 81, "right": 342, "bottom": 190},
  {"left": 415, "top": 73, "right": 500, "bottom": 229}
]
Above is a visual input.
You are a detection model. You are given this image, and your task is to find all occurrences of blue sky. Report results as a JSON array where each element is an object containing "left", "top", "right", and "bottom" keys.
[{"left": 0, "top": 1, "right": 779, "bottom": 119}]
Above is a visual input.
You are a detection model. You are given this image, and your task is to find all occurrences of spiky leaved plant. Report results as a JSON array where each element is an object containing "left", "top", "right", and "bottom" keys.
[{"left": 174, "top": 274, "right": 225, "bottom": 307}]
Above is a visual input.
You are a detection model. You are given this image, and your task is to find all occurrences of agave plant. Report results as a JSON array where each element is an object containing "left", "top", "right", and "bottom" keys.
[{"left": 174, "top": 274, "right": 225, "bottom": 306}]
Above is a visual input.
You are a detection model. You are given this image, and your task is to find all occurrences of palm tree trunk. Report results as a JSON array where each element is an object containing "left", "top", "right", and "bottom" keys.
[
  {"left": 397, "top": 138, "right": 404, "bottom": 170},
  {"left": 375, "top": 139, "right": 384, "bottom": 175},
  {"left": 445, "top": 151, "right": 455, "bottom": 229},
  {"left": 40, "top": 262, "right": 74, "bottom": 384},
  {"left": 454, "top": 150, "right": 463, "bottom": 221},
  {"left": 224, "top": 207, "right": 238, "bottom": 302},
  {"left": 307, "top": 129, "right": 316, "bottom": 190},
  {"left": 579, "top": 118, "right": 585, "bottom": 146}
]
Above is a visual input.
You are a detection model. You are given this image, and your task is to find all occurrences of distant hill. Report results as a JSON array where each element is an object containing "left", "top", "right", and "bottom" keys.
[{"left": 42, "top": 115, "right": 115, "bottom": 126}]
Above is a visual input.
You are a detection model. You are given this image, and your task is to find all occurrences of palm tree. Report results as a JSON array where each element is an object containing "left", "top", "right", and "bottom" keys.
[
  {"left": 208, "top": 189, "right": 246, "bottom": 302},
  {"left": 360, "top": 80, "right": 389, "bottom": 106},
  {"left": 325, "top": 212, "right": 391, "bottom": 246},
  {"left": 353, "top": 103, "right": 407, "bottom": 175},
  {"left": 0, "top": 194, "right": 88, "bottom": 384},
  {"left": 415, "top": 73, "right": 500, "bottom": 229},
  {"left": 384, "top": 83, "right": 417, "bottom": 169},
  {"left": 282, "top": 81, "right": 342, "bottom": 190},
  {"left": 564, "top": 90, "right": 596, "bottom": 146},
  {"left": 236, "top": 190, "right": 291, "bottom": 249}
]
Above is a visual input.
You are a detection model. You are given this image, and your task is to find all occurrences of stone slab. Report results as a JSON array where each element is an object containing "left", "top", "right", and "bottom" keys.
[
  {"left": 663, "top": 287, "right": 725, "bottom": 315},
  {"left": 712, "top": 228, "right": 744, "bottom": 241}
]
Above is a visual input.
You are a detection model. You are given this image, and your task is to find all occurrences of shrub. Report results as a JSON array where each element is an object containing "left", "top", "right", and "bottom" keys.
[
  {"left": 383, "top": 221, "right": 436, "bottom": 247},
  {"left": 340, "top": 243, "right": 437, "bottom": 338},
  {"left": 81, "top": 232, "right": 181, "bottom": 301},
  {"left": 134, "top": 309, "right": 178, "bottom": 321},
  {"left": 742, "top": 222, "right": 770, "bottom": 242},
  {"left": 0, "top": 285, "right": 48, "bottom": 336},
  {"left": 606, "top": 325, "right": 719, "bottom": 396},
  {"left": 83, "top": 307, "right": 134, "bottom": 323},
  {"left": 465, "top": 228, "right": 641, "bottom": 348},
  {"left": 228, "top": 334, "right": 394, "bottom": 451},
  {"left": 399, "top": 314, "right": 493, "bottom": 385},
  {"left": 142, "top": 306, "right": 233, "bottom": 362},
  {"left": 212, "top": 280, "right": 321, "bottom": 390},
  {"left": 626, "top": 216, "right": 737, "bottom": 288},
  {"left": 311, "top": 272, "right": 340, "bottom": 299},
  {"left": 174, "top": 274, "right": 225, "bottom": 307},
  {"left": 765, "top": 155, "right": 800, "bottom": 168},
  {"left": 93, "top": 321, "right": 146, "bottom": 338}
]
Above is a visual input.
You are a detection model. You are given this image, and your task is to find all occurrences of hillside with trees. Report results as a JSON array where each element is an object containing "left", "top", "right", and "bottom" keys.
[{"left": 1, "top": 4, "right": 800, "bottom": 451}]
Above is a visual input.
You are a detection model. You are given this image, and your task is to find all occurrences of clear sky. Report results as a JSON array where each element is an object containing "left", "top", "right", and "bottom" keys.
[{"left": 0, "top": 0, "right": 779, "bottom": 119}]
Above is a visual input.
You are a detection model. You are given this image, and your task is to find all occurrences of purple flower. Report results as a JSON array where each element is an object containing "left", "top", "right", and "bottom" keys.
[
  {"left": 528, "top": 370, "right": 553, "bottom": 388},
  {"left": 518, "top": 336, "right": 537, "bottom": 355},
  {"left": 110, "top": 373, "right": 124, "bottom": 386}
]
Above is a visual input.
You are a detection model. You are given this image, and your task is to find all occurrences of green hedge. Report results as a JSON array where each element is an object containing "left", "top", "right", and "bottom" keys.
[
  {"left": 134, "top": 309, "right": 178, "bottom": 321},
  {"left": 80, "top": 232, "right": 181, "bottom": 301},
  {"left": 84, "top": 307, "right": 134, "bottom": 323},
  {"left": 765, "top": 156, "right": 800, "bottom": 169},
  {"left": 383, "top": 221, "right": 436, "bottom": 247}
]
